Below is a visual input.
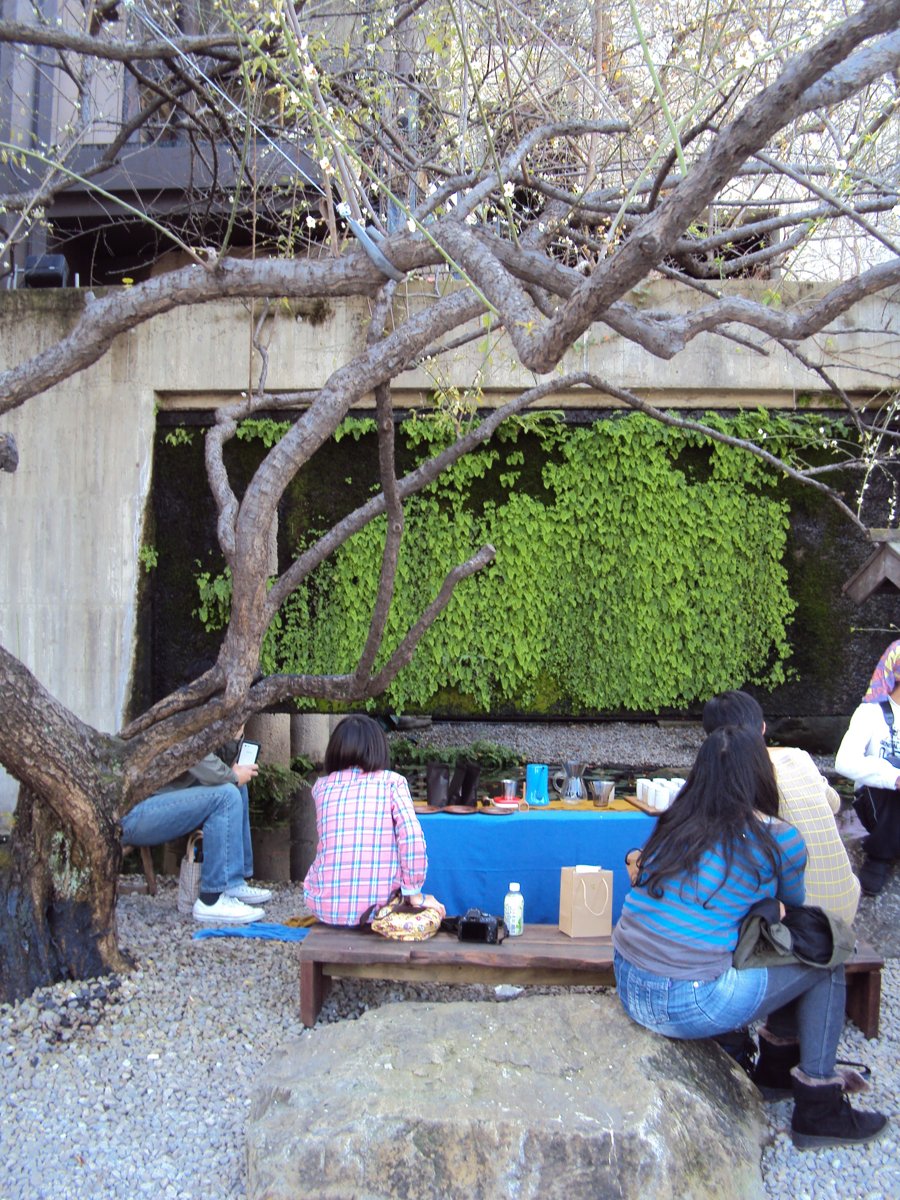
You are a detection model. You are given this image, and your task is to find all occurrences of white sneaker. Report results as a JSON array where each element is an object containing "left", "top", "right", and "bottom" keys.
[
  {"left": 192, "top": 894, "right": 265, "bottom": 924},
  {"left": 223, "top": 882, "right": 273, "bottom": 905}
]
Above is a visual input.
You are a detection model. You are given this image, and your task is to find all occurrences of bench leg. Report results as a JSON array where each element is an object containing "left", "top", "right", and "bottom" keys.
[
  {"left": 300, "top": 960, "right": 330, "bottom": 1027},
  {"left": 845, "top": 969, "right": 881, "bottom": 1040},
  {"left": 139, "top": 846, "right": 157, "bottom": 896}
]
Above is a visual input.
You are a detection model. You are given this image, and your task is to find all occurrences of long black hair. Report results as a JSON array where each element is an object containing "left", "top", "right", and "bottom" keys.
[
  {"left": 324, "top": 714, "right": 391, "bottom": 774},
  {"left": 637, "top": 724, "right": 783, "bottom": 901}
]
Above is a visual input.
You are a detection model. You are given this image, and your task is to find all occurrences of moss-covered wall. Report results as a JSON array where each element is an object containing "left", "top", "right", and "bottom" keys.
[{"left": 137, "top": 409, "right": 900, "bottom": 721}]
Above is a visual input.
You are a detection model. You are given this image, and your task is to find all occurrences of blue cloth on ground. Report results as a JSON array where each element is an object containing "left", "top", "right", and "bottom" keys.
[{"left": 192, "top": 923, "right": 310, "bottom": 942}]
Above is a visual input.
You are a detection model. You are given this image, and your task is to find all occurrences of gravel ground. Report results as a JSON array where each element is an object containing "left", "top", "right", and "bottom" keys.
[
  {"left": 0, "top": 721, "right": 897, "bottom": 1200},
  {"left": 390, "top": 718, "right": 709, "bottom": 772}
]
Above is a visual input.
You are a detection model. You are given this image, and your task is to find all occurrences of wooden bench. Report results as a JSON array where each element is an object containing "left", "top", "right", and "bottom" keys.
[
  {"left": 845, "top": 939, "right": 884, "bottom": 1040},
  {"left": 298, "top": 925, "right": 885, "bottom": 1039}
]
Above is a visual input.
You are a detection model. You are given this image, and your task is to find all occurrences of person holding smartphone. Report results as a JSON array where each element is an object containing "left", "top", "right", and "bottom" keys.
[{"left": 121, "top": 732, "right": 272, "bottom": 923}]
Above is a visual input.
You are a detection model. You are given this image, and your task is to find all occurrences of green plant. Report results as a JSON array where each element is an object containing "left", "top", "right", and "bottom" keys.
[
  {"left": 138, "top": 545, "right": 158, "bottom": 573},
  {"left": 192, "top": 409, "right": 854, "bottom": 714},
  {"left": 247, "top": 756, "right": 314, "bottom": 828},
  {"left": 163, "top": 427, "right": 194, "bottom": 447},
  {"left": 236, "top": 418, "right": 292, "bottom": 448},
  {"left": 194, "top": 565, "right": 233, "bottom": 630}
]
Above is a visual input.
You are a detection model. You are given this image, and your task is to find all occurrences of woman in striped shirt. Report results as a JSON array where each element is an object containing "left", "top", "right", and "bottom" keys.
[
  {"left": 304, "top": 714, "right": 440, "bottom": 926},
  {"left": 613, "top": 725, "right": 886, "bottom": 1150}
]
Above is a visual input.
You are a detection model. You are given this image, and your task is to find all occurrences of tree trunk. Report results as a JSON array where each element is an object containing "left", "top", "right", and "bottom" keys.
[{"left": 0, "top": 784, "right": 129, "bottom": 1004}]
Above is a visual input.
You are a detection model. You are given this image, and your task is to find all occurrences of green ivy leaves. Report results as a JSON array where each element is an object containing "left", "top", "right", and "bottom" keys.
[{"left": 194, "top": 410, "right": 824, "bottom": 714}]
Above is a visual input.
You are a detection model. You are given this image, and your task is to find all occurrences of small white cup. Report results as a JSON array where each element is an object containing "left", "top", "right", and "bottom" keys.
[{"left": 636, "top": 777, "right": 652, "bottom": 803}]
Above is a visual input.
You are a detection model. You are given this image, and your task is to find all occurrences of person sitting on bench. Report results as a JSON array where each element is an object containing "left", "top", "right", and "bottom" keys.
[
  {"left": 835, "top": 638, "right": 900, "bottom": 896},
  {"left": 614, "top": 725, "right": 887, "bottom": 1150},
  {"left": 703, "top": 690, "right": 859, "bottom": 924},
  {"left": 304, "top": 714, "right": 443, "bottom": 925},
  {"left": 121, "top": 737, "right": 272, "bottom": 924}
]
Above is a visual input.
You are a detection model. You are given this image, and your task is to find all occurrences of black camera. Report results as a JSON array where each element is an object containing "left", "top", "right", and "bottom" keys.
[{"left": 457, "top": 908, "right": 505, "bottom": 943}]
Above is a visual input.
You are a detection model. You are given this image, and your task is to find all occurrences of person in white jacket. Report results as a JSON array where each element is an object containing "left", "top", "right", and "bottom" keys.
[{"left": 834, "top": 639, "right": 900, "bottom": 896}]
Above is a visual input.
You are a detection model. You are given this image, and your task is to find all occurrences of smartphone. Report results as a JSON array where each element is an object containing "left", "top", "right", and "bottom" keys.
[{"left": 237, "top": 739, "right": 260, "bottom": 766}]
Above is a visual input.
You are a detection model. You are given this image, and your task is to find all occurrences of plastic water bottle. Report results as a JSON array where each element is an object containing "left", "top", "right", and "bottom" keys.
[{"left": 504, "top": 882, "right": 524, "bottom": 937}]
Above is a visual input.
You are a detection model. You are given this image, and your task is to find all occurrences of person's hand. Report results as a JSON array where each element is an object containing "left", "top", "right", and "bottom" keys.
[
  {"left": 410, "top": 892, "right": 446, "bottom": 918},
  {"left": 625, "top": 848, "right": 642, "bottom": 885},
  {"left": 233, "top": 762, "right": 259, "bottom": 787}
]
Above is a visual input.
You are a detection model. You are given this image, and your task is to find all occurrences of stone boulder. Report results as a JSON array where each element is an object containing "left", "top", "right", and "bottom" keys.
[
  {"left": 247, "top": 993, "right": 767, "bottom": 1200},
  {"left": 765, "top": 715, "right": 850, "bottom": 755}
]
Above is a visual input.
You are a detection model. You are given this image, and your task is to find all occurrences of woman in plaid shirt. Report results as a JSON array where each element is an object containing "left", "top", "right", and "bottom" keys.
[{"left": 303, "top": 715, "right": 433, "bottom": 925}]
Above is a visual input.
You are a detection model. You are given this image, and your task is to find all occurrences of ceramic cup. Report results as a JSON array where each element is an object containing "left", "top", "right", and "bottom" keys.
[{"left": 650, "top": 784, "right": 669, "bottom": 811}]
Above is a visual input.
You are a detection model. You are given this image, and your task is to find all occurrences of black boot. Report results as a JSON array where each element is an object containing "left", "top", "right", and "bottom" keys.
[
  {"left": 426, "top": 763, "right": 450, "bottom": 808},
  {"left": 858, "top": 856, "right": 890, "bottom": 896},
  {"left": 790, "top": 1068, "right": 888, "bottom": 1149},
  {"left": 751, "top": 1033, "right": 799, "bottom": 1100},
  {"left": 713, "top": 1027, "right": 757, "bottom": 1076}
]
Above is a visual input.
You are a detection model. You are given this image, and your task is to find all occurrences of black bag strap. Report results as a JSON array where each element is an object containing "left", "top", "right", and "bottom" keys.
[
  {"left": 880, "top": 699, "right": 900, "bottom": 759},
  {"left": 358, "top": 888, "right": 402, "bottom": 929}
]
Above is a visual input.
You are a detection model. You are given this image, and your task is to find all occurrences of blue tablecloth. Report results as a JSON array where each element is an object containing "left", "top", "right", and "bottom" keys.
[{"left": 421, "top": 808, "right": 656, "bottom": 925}]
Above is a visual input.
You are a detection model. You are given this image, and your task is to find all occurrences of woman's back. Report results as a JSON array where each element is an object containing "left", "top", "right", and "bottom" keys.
[
  {"left": 305, "top": 765, "right": 427, "bottom": 925},
  {"left": 614, "top": 817, "right": 806, "bottom": 979}
]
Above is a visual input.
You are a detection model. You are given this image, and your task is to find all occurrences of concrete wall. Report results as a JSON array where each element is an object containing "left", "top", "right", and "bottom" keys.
[{"left": 1, "top": 280, "right": 898, "bottom": 818}]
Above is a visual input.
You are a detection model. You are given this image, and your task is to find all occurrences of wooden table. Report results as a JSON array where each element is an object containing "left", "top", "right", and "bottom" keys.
[{"left": 419, "top": 806, "right": 656, "bottom": 924}]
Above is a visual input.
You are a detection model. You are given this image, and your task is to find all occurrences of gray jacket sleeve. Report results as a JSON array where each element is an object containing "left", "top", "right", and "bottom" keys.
[{"left": 185, "top": 753, "right": 238, "bottom": 788}]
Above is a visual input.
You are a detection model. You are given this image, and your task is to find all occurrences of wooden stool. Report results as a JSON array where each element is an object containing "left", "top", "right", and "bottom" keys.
[{"left": 121, "top": 845, "right": 157, "bottom": 895}]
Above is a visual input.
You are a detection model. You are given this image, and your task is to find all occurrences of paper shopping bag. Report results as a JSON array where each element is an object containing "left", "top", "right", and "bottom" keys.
[{"left": 559, "top": 866, "right": 613, "bottom": 938}]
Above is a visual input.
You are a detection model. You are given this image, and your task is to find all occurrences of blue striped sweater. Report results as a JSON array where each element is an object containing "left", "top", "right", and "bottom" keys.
[{"left": 613, "top": 818, "right": 807, "bottom": 980}]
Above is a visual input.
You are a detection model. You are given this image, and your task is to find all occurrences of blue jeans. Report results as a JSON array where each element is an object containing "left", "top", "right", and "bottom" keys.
[
  {"left": 121, "top": 784, "right": 253, "bottom": 893},
  {"left": 751, "top": 962, "right": 846, "bottom": 1078},
  {"left": 613, "top": 951, "right": 846, "bottom": 1078}
]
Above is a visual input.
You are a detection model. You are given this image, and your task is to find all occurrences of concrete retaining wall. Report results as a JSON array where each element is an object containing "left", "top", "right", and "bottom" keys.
[{"left": 1, "top": 280, "right": 897, "bottom": 817}]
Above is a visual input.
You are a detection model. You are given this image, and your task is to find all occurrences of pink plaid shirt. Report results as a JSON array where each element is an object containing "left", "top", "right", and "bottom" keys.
[{"left": 303, "top": 768, "right": 428, "bottom": 925}]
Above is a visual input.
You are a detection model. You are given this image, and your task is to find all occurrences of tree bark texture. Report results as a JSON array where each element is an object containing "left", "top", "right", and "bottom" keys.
[{"left": 0, "top": 785, "right": 128, "bottom": 1004}]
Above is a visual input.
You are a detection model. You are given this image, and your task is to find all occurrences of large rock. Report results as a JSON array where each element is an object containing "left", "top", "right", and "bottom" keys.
[
  {"left": 247, "top": 994, "right": 767, "bottom": 1200},
  {"left": 765, "top": 715, "right": 850, "bottom": 755}
]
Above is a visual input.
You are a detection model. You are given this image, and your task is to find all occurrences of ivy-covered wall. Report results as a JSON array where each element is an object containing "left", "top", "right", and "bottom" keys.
[{"left": 139, "top": 408, "right": 899, "bottom": 720}]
